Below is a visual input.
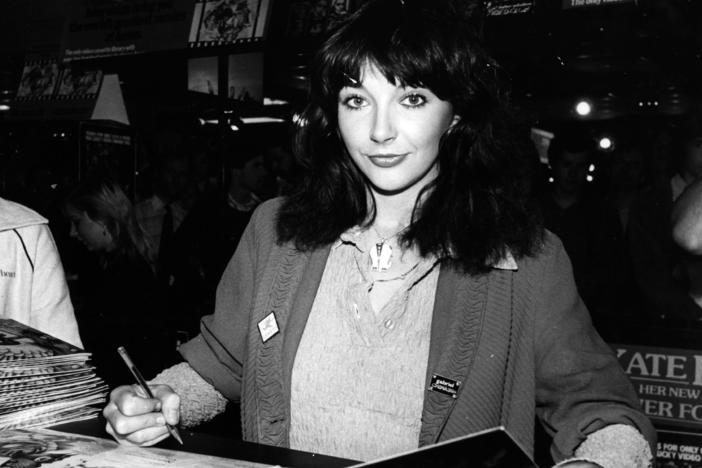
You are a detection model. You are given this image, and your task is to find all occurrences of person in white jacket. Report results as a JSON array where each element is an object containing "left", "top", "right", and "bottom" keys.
[{"left": 0, "top": 196, "right": 82, "bottom": 348}]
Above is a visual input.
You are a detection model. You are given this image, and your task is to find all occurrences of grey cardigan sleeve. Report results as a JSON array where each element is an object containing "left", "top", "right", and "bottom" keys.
[{"left": 533, "top": 234, "right": 656, "bottom": 462}]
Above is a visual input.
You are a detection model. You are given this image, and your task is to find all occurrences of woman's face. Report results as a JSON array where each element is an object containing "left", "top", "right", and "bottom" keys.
[
  {"left": 66, "top": 207, "right": 114, "bottom": 252},
  {"left": 337, "top": 63, "right": 457, "bottom": 198}
]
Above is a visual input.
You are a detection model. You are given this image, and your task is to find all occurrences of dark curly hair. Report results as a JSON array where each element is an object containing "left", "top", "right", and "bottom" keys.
[{"left": 277, "top": 0, "right": 542, "bottom": 273}]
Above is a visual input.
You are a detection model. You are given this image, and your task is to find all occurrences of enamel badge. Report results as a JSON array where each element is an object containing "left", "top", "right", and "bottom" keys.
[
  {"left": 258, "top": 312, "right": 279, "bottom": 343},
  {"left": 428, "top": 374, "right": 462, "bottom": 399}
]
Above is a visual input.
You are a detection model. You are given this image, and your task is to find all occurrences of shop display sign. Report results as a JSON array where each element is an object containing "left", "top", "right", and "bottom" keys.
[
  {"left": 79, "top": 121, "right": 136, "bottom": 195},
  {"left": 562, "top": 0, "right": 633, "bottom": 8},
  {"left": 486, "top": 0, "right": 534, "bottom": 16},
  {"left": 614, "top": 343, "right": 702, "bottom": 468},
  {"left": 62, "top": 0, "right": 193, "bottom": 61},
  {"left": 655, "top": 430, "right": 702, "bottom": 468},
  {"left": 614, "top": 344, "right": 702, "bottom": 430}
]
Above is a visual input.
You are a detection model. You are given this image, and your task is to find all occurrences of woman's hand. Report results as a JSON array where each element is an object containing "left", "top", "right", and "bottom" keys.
[{"left": 103, "top": 384, "right": 180, "bottom": 446}]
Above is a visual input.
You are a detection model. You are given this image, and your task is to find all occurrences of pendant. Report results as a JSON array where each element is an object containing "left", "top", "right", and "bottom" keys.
[{"left": 370, "top": 241, "right": 393, "bottom": 272}]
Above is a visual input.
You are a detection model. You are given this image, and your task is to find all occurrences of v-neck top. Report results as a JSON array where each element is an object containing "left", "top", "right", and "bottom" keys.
[{"left": 289, "top": 227, "right": 440, "bottom": 461}]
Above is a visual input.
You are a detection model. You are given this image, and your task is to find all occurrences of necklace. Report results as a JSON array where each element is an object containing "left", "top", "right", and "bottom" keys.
[{"left": 369, "top": 224, "right": 407, "bottom": 272}]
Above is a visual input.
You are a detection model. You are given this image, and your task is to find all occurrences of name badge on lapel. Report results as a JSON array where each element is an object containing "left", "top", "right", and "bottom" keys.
[
  {"left": 258, "top": 312, "right": 279, "bottom": 343},
  {"left": 428, "top": 374, "right": 462, "bottom": 399}
]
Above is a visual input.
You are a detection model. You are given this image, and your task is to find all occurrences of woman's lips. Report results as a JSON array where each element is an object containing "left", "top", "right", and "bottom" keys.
[{"left": 367, "top": 153, "right": 408, "bottom": 168}]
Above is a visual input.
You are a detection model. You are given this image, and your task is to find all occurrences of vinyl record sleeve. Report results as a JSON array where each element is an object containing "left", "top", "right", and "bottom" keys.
[{"left": 351, "top": 426, "right": 539, "bottom": 468}]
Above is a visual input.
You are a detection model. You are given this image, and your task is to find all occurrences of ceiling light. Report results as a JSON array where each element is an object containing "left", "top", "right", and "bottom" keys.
[{"left": 575, "top": 100, "right": 591, "bottom": 116}]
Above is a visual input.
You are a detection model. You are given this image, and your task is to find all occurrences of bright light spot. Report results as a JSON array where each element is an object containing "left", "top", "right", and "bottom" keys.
[
  {"left": 0, "top": 104, "right": 10, "bottom": 112},
  {"left": 548, "top": 177, "right": 554, "bottom": 183},
  {"left": 588, "top": 164, "right": 596, "bottom": 172},
  {"left": 575, "top": 100, "right": 591, "bottom": 116},
  {"left": 240, "top": 117, "right": 286, "bottom": 124},
  {"left": 586, "top": 174, "right": 594, "bottom": 182},
  {"left": 598, "top": 137, "right": 612, "bottom": 150},
  {"left": 264, "top": 97, "right": 290, "bottom": 106},
  {"left": 229, "top": 125, "right": 239, "bottom": 131},
  {"left": 198, "top": 118, "right": 206, "bottom": 126}
]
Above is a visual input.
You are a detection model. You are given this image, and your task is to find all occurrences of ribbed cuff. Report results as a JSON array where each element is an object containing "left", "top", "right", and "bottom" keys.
[
  {"left": 554, "top": 424, "right": 652, "bottom": 468},
  {"left": 149, "top": 362, "right": 228, "bottom": 428}
]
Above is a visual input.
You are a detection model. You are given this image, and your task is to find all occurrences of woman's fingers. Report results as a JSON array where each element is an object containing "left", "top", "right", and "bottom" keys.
[{"left": 103, "top": 383, "right": 180, "bottom": 446}]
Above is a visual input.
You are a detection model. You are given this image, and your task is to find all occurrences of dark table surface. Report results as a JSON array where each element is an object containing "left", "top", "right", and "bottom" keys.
[{"left": 49, "top": 416, "right": 357, "bottom": 468}]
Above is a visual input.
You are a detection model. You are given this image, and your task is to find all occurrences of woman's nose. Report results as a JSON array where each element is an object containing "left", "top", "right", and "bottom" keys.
[{"left": 370, "top": 105, "right": 396, "bottom": 144}]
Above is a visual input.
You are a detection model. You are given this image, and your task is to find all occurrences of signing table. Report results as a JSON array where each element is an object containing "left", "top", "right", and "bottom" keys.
[{"left": 49, "top": 416, "right": 357, "bottom": 468}]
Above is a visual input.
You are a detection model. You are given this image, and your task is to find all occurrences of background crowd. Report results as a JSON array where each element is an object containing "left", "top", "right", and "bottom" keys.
[{"left": 1, "top": 106, "right": 701, "bottom": 435}]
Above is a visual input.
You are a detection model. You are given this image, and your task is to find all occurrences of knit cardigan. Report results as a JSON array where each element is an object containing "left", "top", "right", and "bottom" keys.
[{"left": 179, "top": 198, "right": 656, "bottom": 462}]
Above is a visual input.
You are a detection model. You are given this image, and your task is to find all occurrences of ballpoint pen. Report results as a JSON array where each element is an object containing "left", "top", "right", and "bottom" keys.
[{"left": 117, "top": 346, "right": 184, "bottom": 445}]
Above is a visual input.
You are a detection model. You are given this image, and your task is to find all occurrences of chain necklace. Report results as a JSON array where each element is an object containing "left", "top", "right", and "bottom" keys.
[{"left": 369, "top": 224, "right": 407, "bottom": 272}]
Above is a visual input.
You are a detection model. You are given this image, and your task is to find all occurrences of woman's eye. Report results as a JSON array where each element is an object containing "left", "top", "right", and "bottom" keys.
[
  {"left": 402, "top": 93, "right": 427, "bottom": 107},
  {"left": 342, "top": 95, "right": 366, "bottom": 109}
]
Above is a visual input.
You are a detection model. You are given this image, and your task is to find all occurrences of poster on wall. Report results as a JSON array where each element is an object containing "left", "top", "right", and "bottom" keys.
[
  {"left": 16, "top": 60, "right": 61, "bottom": 100},
  {"left": 614, "top": 343, "right": 702, "bottom": 467},
  {"left": 56, "top": 69, "right": 103, "bottom": 99},
  {"left": 79, "top": 121, "right": 136, "bottom": 196},
  {"left": 62, "top": 0, "right": 193, "bottom": 61},
  {"left": 16, "top": 60, "right": 103, "bottom": 102},
  {"left": 188, "top": 56, "right": 219, "bottom": 95},
  {"left": 285, "top": 0, "right": 361, "bottom": 38},
  {"left": 228, "top": 52, "right": 263, "bottom": 103},
  {"left": 189, "top": 0, "right": 272, "bottom": 47}
]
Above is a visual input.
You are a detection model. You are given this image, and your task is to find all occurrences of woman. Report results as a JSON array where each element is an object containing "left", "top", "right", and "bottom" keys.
[
  {"left": 64, "top": 179, "right": 175, "bottom": 387},
  {"left": 103, "top": 1, "right": 655, "bottom": 466}
]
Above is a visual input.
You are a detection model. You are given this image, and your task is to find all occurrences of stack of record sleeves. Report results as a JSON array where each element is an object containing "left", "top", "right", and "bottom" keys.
[{"left": 0, "top": 319, "right": 107, "bottom": 430}]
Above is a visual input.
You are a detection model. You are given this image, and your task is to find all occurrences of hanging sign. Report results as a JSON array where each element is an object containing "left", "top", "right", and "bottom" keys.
[
  {"left": 562, "top": 0, "right": 633, "bottom": 9},
  {"left": 62, "top": 0, "right": 193, "bottom": 61},
  {"left": 486, "top": 1, "right": 534, "bottom": 16}
]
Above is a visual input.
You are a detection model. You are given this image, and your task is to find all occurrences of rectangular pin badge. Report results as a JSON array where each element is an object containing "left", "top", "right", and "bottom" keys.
[
  {"left": 428, "top": 374, "right": 462, "bottom": 399},
  {"left": 257, "top": 312, "right": 279, "bottom": 343}
]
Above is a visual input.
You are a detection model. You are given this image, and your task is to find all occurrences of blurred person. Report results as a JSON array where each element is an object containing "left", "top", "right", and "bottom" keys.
[
  {"left": 135, "top": 131, "right": 198, "bottom": 269},
  {"left": 64, "top": 178, "right": 176, "bottom": 386},
  {"left": 671, "top": 175, "right": 702, "bottom": 312},
  {"left": 628, "top": 106, "right": 702, "bottom": 322},
  {"left": 103, "top": 1, "right": 654, "bottom": 466},
  {"left": 538, "top": 132, "right": 626, "bottom": 330},
  {"left": 0, "top": 196, "right": 82, "bottom": 347},
  {"left": 164, "top": 134, "right": 276, "bottom": 338},
  {"left": 607, "top": 140, "right": 647, "bottom": 233}
]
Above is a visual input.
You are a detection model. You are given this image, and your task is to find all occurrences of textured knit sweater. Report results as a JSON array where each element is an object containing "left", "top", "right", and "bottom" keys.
[{"left": 178, "top": 198, "right": 656, "bottom": 463}]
